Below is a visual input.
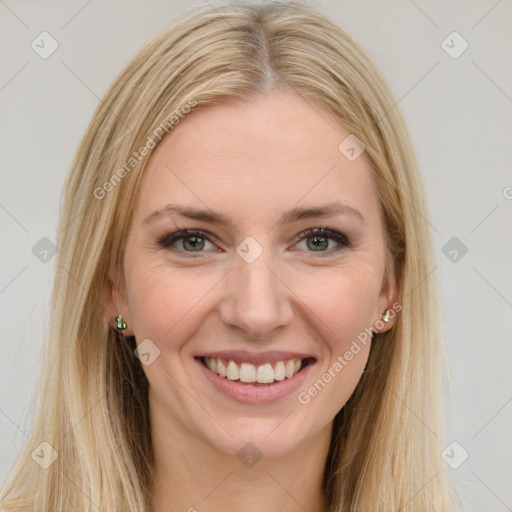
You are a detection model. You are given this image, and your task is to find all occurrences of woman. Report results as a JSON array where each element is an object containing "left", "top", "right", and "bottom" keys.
[{"left": 0, "top": 1, "right": 455, "bottom": 510}]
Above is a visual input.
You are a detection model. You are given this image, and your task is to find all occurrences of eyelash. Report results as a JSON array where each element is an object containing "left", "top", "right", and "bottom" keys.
[{"left": 156, "top": 225, "right": 351, "bottom": 258}]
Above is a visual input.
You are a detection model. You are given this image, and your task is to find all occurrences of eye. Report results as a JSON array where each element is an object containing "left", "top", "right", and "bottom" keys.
[
  {"left": 293, "top": 227, "right": 351, "bottom": 256},
  {"left": 157, "top": 229, "right": 216, "bottom": 256},
  {"left": 156, "top": 226, "right": 351, "bottom": 257}
]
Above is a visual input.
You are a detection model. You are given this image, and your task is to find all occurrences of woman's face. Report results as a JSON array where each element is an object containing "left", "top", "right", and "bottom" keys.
[{"left": 109, "top": 90, "right": 399, "bottom": 458}]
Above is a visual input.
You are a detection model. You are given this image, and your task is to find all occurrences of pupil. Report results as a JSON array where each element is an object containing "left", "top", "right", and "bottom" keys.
[
  {"left": 184, "top": 236, "right": 204, "bottom": 250},
  {"left": 309, "top": 236, "right": 327, "bottom": 251}
]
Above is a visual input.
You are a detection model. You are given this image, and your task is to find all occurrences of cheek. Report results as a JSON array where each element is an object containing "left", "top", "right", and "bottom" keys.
[
  {"left": 292, "top": 267, "right": 378, "bottom": 418},
  {"left": 125, "top": 261, "right": 221, "bottom": 346},
  {"left": 289, "top": 260, "right": 382, "bottom": 351}
]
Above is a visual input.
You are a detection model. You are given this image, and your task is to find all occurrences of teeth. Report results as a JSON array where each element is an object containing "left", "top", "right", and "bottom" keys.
[
  {"left": 274, "top": 361, "right": 285, "bottom": 381},
  {"left": 203, "top": 357, "right": 306, "bottom": 384},
  {"left": 285, "top": 360, "right": 295, "bottom": 378},
  {"left": 257, "top": 363, "right": 274, "bottom": 383},
  {"left": 217, "top": 359, "right": 227, "bottom": 378},
  {"left": 226, "top": 360, "right": 239, "bottom": 381},
  {"left": 239, "top": 362, "right": 256, "bottom": 383}
]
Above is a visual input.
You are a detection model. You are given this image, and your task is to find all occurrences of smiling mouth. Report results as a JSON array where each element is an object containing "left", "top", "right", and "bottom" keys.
[{"left": 197, "top": 356, "right": 315, "bottom": 386}]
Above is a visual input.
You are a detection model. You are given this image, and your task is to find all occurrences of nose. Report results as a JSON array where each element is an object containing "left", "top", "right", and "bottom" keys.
[{"left": 218, "top": 248, "right": 295, "bottom": 340}]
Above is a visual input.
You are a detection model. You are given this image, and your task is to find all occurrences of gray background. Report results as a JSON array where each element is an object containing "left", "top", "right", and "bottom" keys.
[{"left": 1, "top": 1, "right": 511, "bottom": 510}]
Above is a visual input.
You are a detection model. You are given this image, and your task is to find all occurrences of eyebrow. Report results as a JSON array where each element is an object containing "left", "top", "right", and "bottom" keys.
[{"left": 142, "top": 201, "right": 365, "bottom": 226}]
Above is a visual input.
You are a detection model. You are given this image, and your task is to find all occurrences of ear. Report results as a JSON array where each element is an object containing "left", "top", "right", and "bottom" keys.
[
  {"left": 102, "top": 270, "right": 135, "bottom": 336},
  {"left": 374, "top": 260, "right": 401, "bottom": 334}
]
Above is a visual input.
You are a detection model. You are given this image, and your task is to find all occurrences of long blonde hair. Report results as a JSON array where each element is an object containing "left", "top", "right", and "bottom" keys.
[{"left": 1, "top": 1, "right": 455, "bottom": 510}]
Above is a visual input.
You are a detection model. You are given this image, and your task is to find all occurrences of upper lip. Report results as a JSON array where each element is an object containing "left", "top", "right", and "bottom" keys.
[{"left": 195, "top": 350, "right": 316, "bottom": 366}]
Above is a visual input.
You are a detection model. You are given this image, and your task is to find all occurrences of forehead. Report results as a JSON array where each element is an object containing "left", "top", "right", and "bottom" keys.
[{"left": 133, "top": 91, "right": 381, "bottom": 228}]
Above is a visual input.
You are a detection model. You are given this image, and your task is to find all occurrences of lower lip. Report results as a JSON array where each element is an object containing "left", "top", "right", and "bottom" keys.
[{"left": 195, "top": 358, "right": 314, "bottom": 405}]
